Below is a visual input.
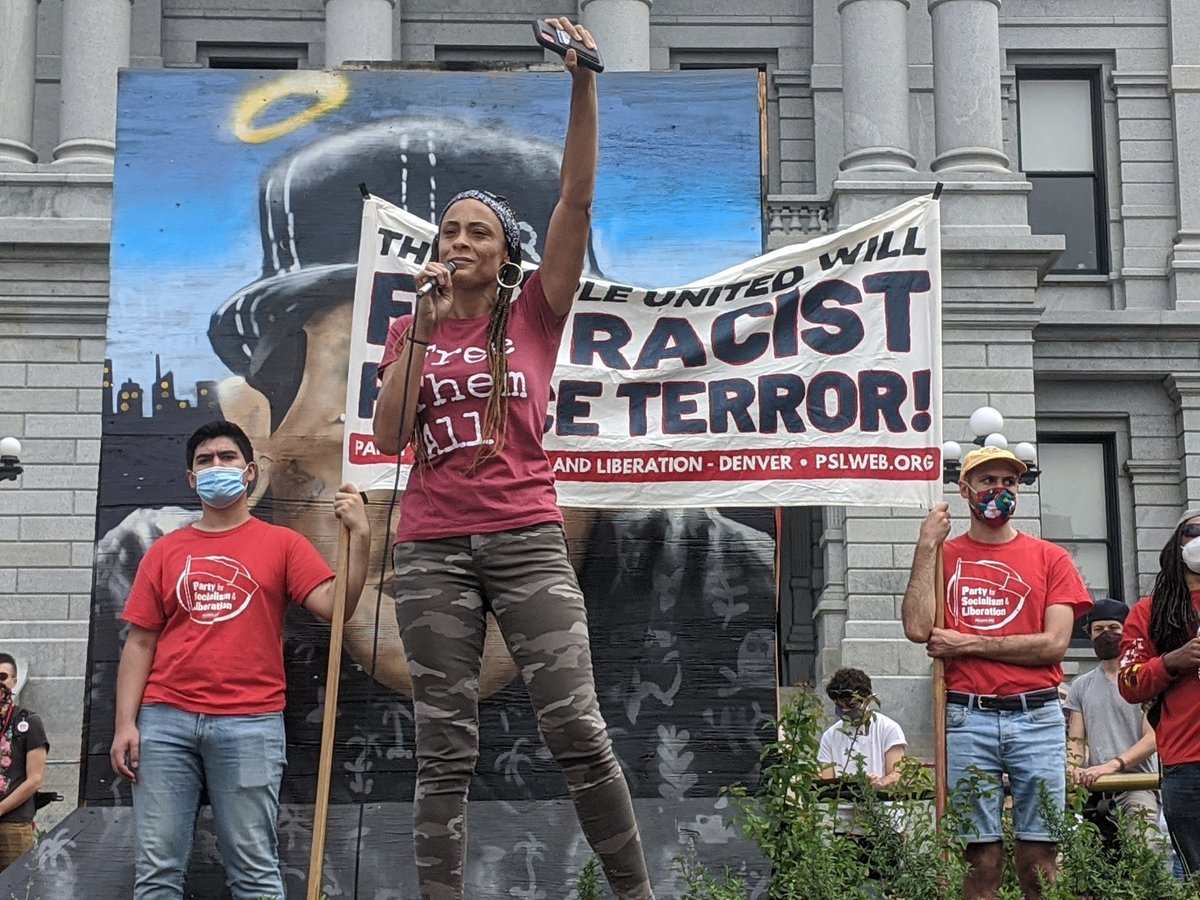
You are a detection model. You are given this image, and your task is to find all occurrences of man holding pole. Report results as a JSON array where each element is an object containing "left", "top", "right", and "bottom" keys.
[
  {"left": 110, "top": 420, "right": 369, "bottom": 900},
  {"left": 902, "top": 445, "right": 1091, "bottom": 900}
]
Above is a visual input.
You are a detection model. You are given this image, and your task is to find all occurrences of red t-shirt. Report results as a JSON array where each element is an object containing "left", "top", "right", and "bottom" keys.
[
  {"left": 377, "top": 270, "right": 566, "bottom": 542},
  {"left": 1118, "top": 590, "right": 1200, "bottom": 766},
  {"left": 122, "top": 517, "right": 334, "bottom": 715},
  {"left": 941, "top": 531, "right": 1092, "bottom": 696}
]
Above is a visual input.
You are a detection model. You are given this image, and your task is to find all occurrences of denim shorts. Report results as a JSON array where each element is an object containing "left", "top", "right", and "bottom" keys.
[{"left": 945, "top": 699, "right": 1066, "bottom": 843}]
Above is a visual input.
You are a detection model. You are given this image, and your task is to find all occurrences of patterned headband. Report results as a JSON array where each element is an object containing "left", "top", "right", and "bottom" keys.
[{"left": 439, "top": 189, "right": 522, "bottom": 263}]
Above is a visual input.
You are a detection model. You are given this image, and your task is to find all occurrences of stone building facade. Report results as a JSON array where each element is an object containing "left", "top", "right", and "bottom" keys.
[{"left": 2, "top": 0, "right": 1198, "bottom": 822}]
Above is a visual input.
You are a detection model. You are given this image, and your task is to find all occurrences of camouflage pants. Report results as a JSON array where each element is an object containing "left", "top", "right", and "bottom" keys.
[{"left": 392, "top": 522, "right": 654, "bottom": 900}]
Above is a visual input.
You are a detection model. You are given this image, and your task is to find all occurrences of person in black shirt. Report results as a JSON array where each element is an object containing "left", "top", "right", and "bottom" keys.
[{"left": 0, "top": 652, "right": 49, "bottom": 872}]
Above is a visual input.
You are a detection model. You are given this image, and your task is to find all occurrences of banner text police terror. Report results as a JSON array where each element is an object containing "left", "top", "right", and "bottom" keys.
[{"left": 552, "top": 261, "right": 933, "bottom": 438}]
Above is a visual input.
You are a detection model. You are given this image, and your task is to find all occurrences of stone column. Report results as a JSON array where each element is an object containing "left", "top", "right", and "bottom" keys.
[
  {"left": 53, "top": 0, "right": 132, "bottom": 164},
  {"left": 1125, "top": 459, "right": 1187, "bottom": 595},
  {"left": 928, "top": 0, "right": 1008, "bottom": 171},
  {"left": 838, "top": 0, "right": 915, "bottom": 171},
  {"left": 324, "top": 0, "right": 395, "bottom": 67},
  {"left": 1167, "top": 375, "right": 1200, "bottom": 507},
  {"left": 1168, "top": 0, "right": 1200, "bottom": 308},
  {"left": 580, "top": 0, "right": 651, "bottom": 72},
  {"left": 0, "top": 0, "right": 40, "bottom": 163}
]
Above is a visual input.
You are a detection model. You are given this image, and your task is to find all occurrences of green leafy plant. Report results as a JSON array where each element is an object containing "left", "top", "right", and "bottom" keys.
[
  {"left": 1031, "top": 781, "right": 1196, "bottom": 900},
  {"left": 721, "top": 684, "right": 866, "bottom": 898},
  {"left": 676, "top": 849, "right": 748, "bottom": 900},
  {"left": 668, "top": 685, "right": 1199, "bottom": 900},
  {"left": 575, "top": 856, "right": 604, "bottom": 900}
]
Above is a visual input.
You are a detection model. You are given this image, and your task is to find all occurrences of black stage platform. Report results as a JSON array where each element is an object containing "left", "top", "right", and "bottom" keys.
[{"left": 0, "top": 798, "right": 766, "bottom": 898}]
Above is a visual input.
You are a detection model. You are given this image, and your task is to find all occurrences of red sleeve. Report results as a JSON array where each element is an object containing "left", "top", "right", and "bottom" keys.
[
  {"left": 121, "top": 539, "right": 168, "bottom": 632},
  {"left": 284, "top": 529, "right": 336, "bottom": 606},
  {"left": 1118, "top": 597, "right": 1174, "bottom": 703},
  {"left": 376, "top": 313, "right": 415, "bottom": 379},
  {"left": 1046, "top": 543, "right": 1093, "bottom": 617}
]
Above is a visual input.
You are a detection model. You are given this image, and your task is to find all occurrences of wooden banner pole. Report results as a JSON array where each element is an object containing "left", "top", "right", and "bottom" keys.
[
  {"left": 933, "top": 545, "right": 948, "bottom": 824},
  {"left": 1086, "top": 772, "right": 1161, "bottom": 793},
  {"left": 306, "top": 523, "right": 351, "bottom": 900}
]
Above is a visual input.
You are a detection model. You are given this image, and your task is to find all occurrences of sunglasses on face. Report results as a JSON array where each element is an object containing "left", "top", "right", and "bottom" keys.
[
  {"left": 0, "top": 672, "right": 11, "bottom": 682},
  {"left": 831, "top": 692, "right": 866, "bottom": 705},
  {"left": 1181, "top": 523, "right": 1200, "bottom": 539}
]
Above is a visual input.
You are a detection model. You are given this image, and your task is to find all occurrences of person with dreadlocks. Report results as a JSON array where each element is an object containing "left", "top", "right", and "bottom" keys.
[
  {"left": 371, "top": 17, "right": 654, "bottom": 900},
  {"left": 1118, "top": 509, "right": 1200, "bottom": 877}
]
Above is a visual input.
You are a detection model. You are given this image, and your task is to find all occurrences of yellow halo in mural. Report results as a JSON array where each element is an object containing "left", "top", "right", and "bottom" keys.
[{"left": 232, "top": 71, "right": 350, "bottom": 144}]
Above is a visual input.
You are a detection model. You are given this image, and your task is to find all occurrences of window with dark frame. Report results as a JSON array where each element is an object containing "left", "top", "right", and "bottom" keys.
[
  {"left": 1037, "top": 434, "right": 1123, "bottom": 642},
  {"left": 1016, "top": 70, "right": 1108, "bottom": 274},
  {"left": 197, "top": 43, "right": 307, "bottom": 70}
]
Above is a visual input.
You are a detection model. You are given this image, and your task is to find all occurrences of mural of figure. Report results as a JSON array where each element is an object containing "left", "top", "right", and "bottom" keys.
[{"left": 78, "top": 64, "right": 775, "bottom": 899}]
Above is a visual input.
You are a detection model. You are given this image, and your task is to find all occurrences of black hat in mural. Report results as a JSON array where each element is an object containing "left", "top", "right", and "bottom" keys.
[{"left": 208, "top": 116, "right": 595, "bottom": 424}]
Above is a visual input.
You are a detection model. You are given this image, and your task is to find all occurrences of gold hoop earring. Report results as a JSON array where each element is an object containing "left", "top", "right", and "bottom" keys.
[{"left": 497, "top": 262, "right": 524, "bottom": 290}]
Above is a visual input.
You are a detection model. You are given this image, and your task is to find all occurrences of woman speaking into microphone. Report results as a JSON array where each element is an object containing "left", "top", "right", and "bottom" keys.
[{"left": 372, "top": 17, "right": 654, "bottom": 900}]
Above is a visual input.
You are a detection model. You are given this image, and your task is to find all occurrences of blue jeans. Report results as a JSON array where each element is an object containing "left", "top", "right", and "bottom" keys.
[
  {"left": 1162, "top": 761, "right": 1200, "bottom": 877},
  {"left": 946, "top": 699, "right": 1066, "bottom": 843},
  {"left": 132, "top": 703, "right": 287, "bottom": 900}
]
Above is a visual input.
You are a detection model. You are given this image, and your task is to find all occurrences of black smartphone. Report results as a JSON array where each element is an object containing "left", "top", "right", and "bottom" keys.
[{"left": 532, "top": 20, "right": 604, "bottom": 73}]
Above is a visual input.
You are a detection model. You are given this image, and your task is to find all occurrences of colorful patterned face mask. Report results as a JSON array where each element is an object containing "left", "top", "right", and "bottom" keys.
[{"left": 970, "top": 486, "right": 1017, "bottom": 527}]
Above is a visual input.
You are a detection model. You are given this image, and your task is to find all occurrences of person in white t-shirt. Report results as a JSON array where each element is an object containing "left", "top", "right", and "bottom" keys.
[{"left": 818, "top": 667, "right": 907, "bottom": 789}]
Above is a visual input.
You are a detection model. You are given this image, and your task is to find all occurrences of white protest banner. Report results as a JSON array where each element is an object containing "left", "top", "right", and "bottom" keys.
[{"left": 344, "top": 193, "right": 942, "bottom": 509}]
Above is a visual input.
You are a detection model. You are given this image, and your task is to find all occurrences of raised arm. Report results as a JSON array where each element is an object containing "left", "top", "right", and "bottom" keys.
[
  {"left": 538, "top": 17, "right": 600, "bottom": 317},
  {"left": 901, "top": 502, "right": 950, "bottom": 643},
  {"left": 301, "top": 483, "right": 371, "bottom": 623}
]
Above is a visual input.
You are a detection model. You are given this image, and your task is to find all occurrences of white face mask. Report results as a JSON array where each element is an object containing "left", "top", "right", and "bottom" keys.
[{"left": 1183, "top": 536, "right": 1200, "bottom": 575}]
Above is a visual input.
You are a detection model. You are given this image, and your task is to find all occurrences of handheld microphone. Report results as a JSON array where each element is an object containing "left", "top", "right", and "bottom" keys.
[{"left": 415, "top": 261, "right": 456, "bottom": 299}]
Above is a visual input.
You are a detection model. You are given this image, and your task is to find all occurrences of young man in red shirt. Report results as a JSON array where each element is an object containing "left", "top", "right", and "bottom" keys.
[
  {"left": 110, "top": 420, "right": 369, "bottom": 900},
  {"left": 902, "top": 445, "right": 1092, "bottom": 899}
]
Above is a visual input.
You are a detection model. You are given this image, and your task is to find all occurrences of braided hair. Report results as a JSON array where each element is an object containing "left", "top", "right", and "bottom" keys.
[{"left": 1149, "top": 517, "right": 1200, "bottom": 653}]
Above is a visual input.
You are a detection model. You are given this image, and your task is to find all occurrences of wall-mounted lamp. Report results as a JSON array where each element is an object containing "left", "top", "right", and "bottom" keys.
[
  {"left": 1, "top": 436, "right": 24, "bottom": 482},
  {"left": 940, "top": 406, "right": 1040, "bottom": 485}
]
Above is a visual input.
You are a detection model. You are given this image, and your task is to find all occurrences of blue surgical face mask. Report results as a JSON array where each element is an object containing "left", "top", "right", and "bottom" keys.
[{"left": 195, "top": 465, "right": 248, "bottom": 509}]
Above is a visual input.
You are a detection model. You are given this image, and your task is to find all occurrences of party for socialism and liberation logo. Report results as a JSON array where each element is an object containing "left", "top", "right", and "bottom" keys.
[
  {"left": 947, "top": 558, "right": 1030, "bottom": 631},
  {"left": 175, "top": 555, "right": 258, "bottom": 625}
]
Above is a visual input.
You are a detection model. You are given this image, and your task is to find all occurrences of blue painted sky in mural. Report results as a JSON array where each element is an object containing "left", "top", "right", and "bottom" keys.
[{"left": 108, "top": 67, "right": 764, "bottom": 404}]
